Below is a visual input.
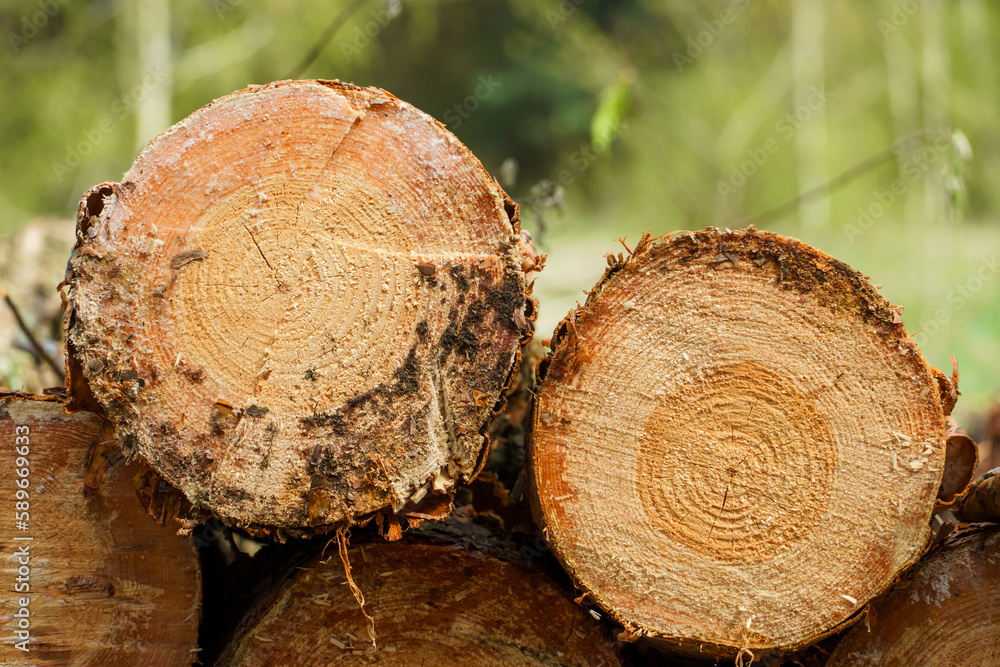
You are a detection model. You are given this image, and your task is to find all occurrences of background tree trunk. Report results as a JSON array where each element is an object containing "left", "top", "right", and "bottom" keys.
[{"left": 974, "top": 396, "right": 1000, "bottom": 476}]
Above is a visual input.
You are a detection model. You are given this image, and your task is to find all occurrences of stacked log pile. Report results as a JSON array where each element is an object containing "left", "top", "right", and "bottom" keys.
[{"left": 1, "top": 80, "right": 995, "bottom": 666}]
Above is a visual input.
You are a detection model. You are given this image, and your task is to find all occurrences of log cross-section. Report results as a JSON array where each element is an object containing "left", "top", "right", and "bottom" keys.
[
  {"left": 63, "top": 80, "right": 537, "bottom": 537},
  {"left": 528, "top": 228, "right": 949, "bottom": 656}
]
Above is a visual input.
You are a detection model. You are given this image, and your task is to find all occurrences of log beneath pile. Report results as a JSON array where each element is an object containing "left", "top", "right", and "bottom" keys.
[
  {"left": 528, "top": 228, "right": 954, "bottom": 657},
  {"left": 0, "top": 394, "right": 200, "bottom": 665},
  {"left": 218, "top": 530, "right": 620, "bottom": 666},
  {"left": 63, "top": 80, "right": 538, "bottom": 537},
  {"left": 826, "top": 526, "right": 1000, "bottom": 666}
]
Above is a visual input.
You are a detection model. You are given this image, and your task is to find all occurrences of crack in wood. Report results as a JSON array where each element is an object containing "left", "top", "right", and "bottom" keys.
[{"left": 243, "top": 222, "right": 275, "bottom": 272}]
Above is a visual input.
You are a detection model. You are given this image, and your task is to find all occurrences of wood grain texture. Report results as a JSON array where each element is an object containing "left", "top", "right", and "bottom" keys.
[
  {"left": 219, "top": 537, "right": 620, "bottom": 666},
  {"left": 0, "top": 395, "right": 200, "bottom": 665},
  {"left": 528, "top": 228, "right": 948, "bottom": 655},
  {"left": 63, "top": 80, "right": 537, "bottom": 537},
  {"left": 827, "top": 527, "right": 1000, "bottom": 667}
]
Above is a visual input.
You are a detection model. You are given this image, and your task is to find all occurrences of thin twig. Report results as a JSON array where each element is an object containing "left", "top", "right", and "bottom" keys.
[
  {"left": 2, "top": 290, "right": 63, "bottom": 379},
  {"left": 737, "top": 129, "right": 949, "bottom": 227},
  {"left": 334, "top": 526, "right": 376, "bottom": 648},
  {"left": 286, "top": 0, "right": 371, "bottom": 79}
]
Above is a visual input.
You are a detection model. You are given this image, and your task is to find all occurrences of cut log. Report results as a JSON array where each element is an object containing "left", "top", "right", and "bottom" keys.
[
  {"left": 218, "top": 527, "right": 620, "bottom": 666},
  {"left": 826, "top": 526, "right": 1000, "bottom": 666},
  {"left": 936, "top": 417, "right": 978, "bottom": 510},
  {"left": 975, "top": 396, "right": 1000, "bottom": 476},
  {"left": 528, "top": 228, "right": 950, "bottom": 657},
  {"left": 953, "top": 468, "right": 1000, "bottom": 523},
  {"left": 62, "top": 80, "right": 539, "bottom": 537},
  {"left": 0, "top": 394, "right": 200, "bottom": 665}
]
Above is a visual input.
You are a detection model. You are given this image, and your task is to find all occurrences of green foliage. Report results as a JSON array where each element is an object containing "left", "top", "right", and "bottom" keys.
[
  {"left": 590, "top": 79, "right": 630, "bottom": 151},
  {"left": 945, "top": 130, "right": 972, "bottom": 216}
]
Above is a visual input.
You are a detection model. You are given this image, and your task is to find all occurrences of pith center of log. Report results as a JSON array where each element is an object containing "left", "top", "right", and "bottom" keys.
[{"left": 640, "top": 361, "right": 835, "bottom": 560}]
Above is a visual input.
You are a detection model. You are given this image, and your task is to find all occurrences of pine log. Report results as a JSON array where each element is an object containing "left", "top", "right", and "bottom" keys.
[
  {"left": 62, "top": 80, "right": 539, "bottom": 537},
  {"left": 936, "top": 417, "right": 978, "bottom": 510},
  {"left": 528, "top": 228, "right": 952, "bottom": 657},
  {"left": 826, "top": 526, "right": 1000, "bottom": 666},
  {"left": 953, "top": 468, "right": 1000, "bottom": 523},
  {"left": 218, "top": 528, "right": 620, "bottom": 666},
  {"left": 0, "top": 394, "right": 200, "bottom": 664},
  {"left": 975, "top": 396, "right": 1000, "bottom": 476}
]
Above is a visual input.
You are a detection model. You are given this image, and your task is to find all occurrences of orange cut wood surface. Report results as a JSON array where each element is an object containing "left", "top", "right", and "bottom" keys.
[
  {"left": 528, "top": 229, "right": 948, "bottom": 655},
  {"left": 64, "top": 80, "right": 537, "bottom": 536}
]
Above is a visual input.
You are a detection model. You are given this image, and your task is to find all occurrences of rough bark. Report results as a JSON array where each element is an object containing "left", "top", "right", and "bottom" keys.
[
  {"left": 975, "top": 396, "right": 1000, "bottom": 477},
  {"left": 217, "top": 525, "right": 620, "bottom": 666},
  {"left": 826, "top": 526, "right": 1000, "bottom": 666},
  {"left": 485, "top": 337, "right": 545, "bottom": 492},
  {"left": 936, "top": 417, "right": 978, "bottom": 509},
  {"left": 953, "top": 467, "right": 1000, "bottom": 523},
  {"left": 528, "top": 228, "right": 951, "bottom": 656},
  {"left": 62, "top": 80, "right": 539, "bottom": 538},
  {"left": 0, "top": 394, "right": 200, "bottom": 665}
]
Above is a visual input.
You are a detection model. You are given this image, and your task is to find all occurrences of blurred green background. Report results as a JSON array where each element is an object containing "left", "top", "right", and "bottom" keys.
[{"left": 0, "top": 0, "right": 997, "bottom": 428}]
